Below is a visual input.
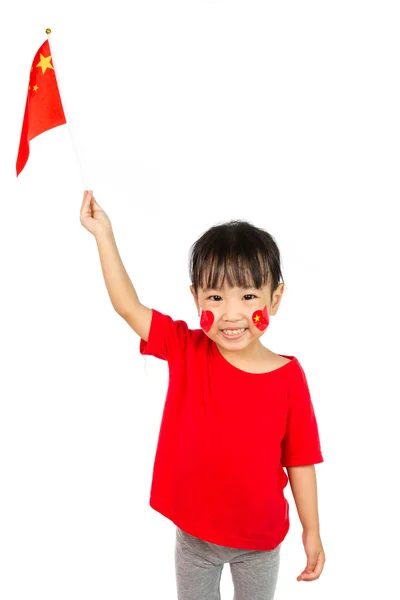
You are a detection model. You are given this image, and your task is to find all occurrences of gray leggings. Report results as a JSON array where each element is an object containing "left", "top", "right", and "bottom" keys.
[{"left": 175, "top": 527, "right": 280, "bottom": 600}]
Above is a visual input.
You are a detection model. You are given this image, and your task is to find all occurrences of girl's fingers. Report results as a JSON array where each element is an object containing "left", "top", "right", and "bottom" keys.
[
  {"left": 87, "top": 191, "right": 95, "bottom": 205},
  {"left": 81, "top": 190, "right": 93, "bottom": 211},
  {"left": 81, "top": 190, "right": 90, "bottom": 208}
]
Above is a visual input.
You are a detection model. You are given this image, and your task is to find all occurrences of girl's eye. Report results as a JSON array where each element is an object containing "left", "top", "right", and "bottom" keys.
[{"left": 207, "top": 294, "right": 256, "bottom": 301}]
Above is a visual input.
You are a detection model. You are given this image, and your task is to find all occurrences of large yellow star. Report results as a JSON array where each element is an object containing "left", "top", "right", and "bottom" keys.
[
  {"left": 254, "top": 315, "right": 260, "bottom": 322},
  {"left": 36, "top": 53, "right": 54, "bottom": 75}
]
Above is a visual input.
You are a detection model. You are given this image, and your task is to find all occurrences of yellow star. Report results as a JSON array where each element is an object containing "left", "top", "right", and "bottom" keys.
[
  {"left": 36, "top": 53, "right": 54, "bottom": 75},
  {"left": 254, "top": 315, "right": 260, "bottom": 322},
  {"left": 33, "top": 84, "right": 39, "bottom": 92}
]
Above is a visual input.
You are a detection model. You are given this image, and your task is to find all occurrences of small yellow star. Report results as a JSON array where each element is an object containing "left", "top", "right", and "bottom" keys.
[
  {"left": 36, "top": 53, "right": 54, "bottom": 75},
  {"left": 254, "top": 315, "right": 260, "bottom": 322},
  {"left": 33, "top": 84, "right": 39, "bottom": 92}
]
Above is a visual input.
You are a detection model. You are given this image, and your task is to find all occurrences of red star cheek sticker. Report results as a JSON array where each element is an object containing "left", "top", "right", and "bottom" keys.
[
  {"left": 200, "top": 309, "right": 214, "bottom": 333},
  {"left": 252, "top": 305, "right": 269, "bottom": 331}
]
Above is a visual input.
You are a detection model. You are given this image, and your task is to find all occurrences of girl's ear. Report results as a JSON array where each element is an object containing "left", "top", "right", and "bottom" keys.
[{"left": 189, "top": 285, "right": 200, "bottom": 316}]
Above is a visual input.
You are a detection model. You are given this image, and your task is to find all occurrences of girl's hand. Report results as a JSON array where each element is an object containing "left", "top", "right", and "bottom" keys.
[
  {"left": 80, "top": 190, "right": 112, "bottom": 237},
  {"left": 297, "top": 530, "right": 326, "bottom": 582}
]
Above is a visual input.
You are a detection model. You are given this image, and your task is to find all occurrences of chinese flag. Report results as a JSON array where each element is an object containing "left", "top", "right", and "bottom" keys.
[{"left": 16, "top": 39, "right": 66, "bottom": 176}]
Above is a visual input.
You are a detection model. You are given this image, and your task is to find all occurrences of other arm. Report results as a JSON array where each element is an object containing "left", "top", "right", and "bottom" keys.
[
  {"left": 287, "top": 465, "right": 326, "bottom": 581},
  {"left": 287, "top": 465, "right": 320, "bottom": 533}
]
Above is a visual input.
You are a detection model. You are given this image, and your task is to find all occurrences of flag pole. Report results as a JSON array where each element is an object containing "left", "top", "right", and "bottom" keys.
[{"left": 45, "top": 28, "right": 88, "bottom": 189}]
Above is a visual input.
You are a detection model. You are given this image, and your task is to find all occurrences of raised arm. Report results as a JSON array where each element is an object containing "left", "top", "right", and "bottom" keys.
[
  {"left": 80, "top": 190, "right": 152, "bottom": 342},
  {"left": 95, "top": 228, "right": 152, "bottom": 341}
]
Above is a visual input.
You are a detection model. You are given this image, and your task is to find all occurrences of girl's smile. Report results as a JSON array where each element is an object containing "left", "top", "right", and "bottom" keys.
[{"left": 219, "top": 327, "right": 248, "bottom": 341}]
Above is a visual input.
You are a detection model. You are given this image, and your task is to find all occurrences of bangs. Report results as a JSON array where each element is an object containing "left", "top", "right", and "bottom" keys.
[{"left": 196, "top": 252, "right": 271, "bottom": 292}]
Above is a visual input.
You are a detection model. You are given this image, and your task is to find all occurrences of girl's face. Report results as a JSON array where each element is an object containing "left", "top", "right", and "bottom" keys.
[{"left": 190, "top": 280, "right": 284, "bottom": 353}]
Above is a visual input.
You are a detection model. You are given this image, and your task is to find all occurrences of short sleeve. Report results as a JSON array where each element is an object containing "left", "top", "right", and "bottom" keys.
[
  {"left": 280, "top": 362, "right": 324, "bottom": 467},
  {"left": 139, "top": 309, "right": 189, "bottom": 364}
]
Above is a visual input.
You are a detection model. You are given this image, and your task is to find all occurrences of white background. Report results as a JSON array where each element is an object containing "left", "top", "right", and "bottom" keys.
[{"left": 1, "top": 1, "right": 399, "bottom": 598}]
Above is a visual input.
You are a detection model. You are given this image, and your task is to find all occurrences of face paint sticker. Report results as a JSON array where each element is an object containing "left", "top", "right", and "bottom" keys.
[
  {"left": 200, "top": 309, "right": 214, "bottom": 333},
  {"left": 252, "top": 305, "right": 269, "bottom": 331}
]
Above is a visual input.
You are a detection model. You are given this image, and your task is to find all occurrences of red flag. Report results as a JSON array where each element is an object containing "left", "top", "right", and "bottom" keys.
[{"left": 16, "top": 39, "right": 66, "bottom": 176}]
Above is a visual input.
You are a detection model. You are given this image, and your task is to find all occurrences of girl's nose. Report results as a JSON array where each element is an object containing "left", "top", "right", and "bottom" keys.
[{"left": 222, "top": 303, "right": 244, "bottom": 322}]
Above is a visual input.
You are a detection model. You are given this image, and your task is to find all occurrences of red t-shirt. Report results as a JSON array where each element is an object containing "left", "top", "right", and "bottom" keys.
[{"left": 140, "top": 309, "right": 323, "bottom": 551}]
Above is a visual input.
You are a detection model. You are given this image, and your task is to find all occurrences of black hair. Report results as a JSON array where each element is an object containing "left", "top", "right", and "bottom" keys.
[{"left": 189, "top": 220, "right": 285, "bottom": 300}]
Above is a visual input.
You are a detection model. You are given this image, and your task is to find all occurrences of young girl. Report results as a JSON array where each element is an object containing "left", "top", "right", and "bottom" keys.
[{"left": 80, "top": 190, "right": 325, "bottom": 599}]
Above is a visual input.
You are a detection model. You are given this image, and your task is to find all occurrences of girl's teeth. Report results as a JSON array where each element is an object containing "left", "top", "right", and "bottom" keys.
[{"left": 222, "top": 328, "right": 246, "bottom": 335}]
